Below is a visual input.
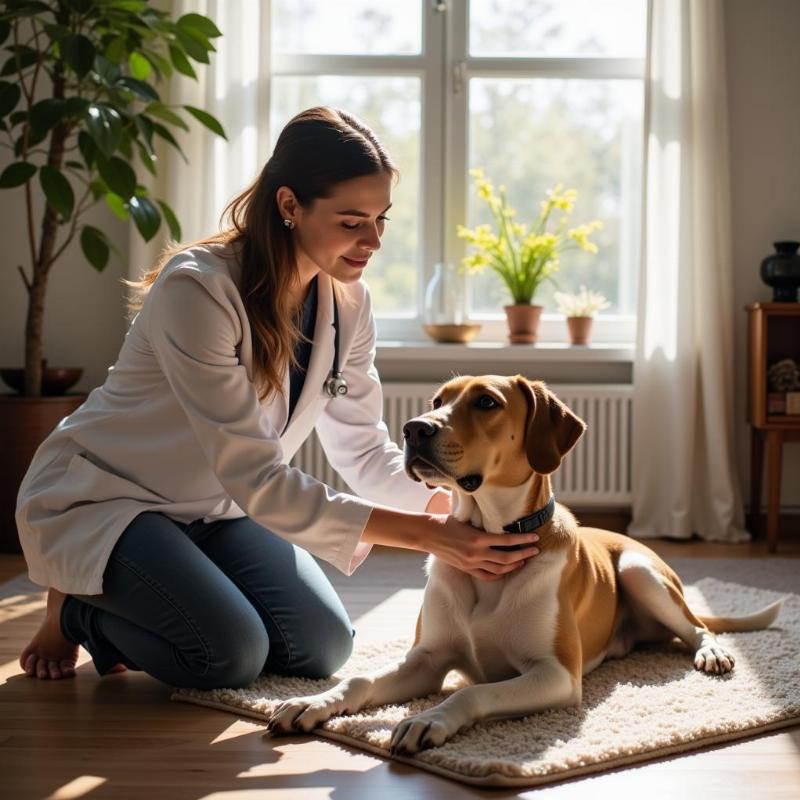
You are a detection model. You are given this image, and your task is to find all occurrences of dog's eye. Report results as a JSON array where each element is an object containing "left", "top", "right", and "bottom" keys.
[
  {"left": 431, "top": 396, "right": 442, "bottom": 409},
  {"left": 476, "top": 394, "right": 499, "bottom": 409}
]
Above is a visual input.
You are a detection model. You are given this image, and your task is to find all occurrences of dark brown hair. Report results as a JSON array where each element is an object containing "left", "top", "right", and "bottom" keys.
[{"left": 124, "top": 106, "right": 398, "bottom": 402}]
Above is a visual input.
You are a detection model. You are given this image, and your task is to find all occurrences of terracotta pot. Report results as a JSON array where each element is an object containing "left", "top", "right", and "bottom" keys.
[
  {"left": 566, "top": 316, "right": 593, "bottom": 345},
  {"left": 0, "top": 393, "right": 87, "bottom": 553},
  {"left": 503, "top": 304, "right": 543, "bottom": 344},
  {"left": 0, "top": 365, "right": 83, "bottom": 395}
]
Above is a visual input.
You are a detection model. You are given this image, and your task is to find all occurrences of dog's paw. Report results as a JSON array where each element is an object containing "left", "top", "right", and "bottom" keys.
[
  {"left": 389, "top": 711, "right": 455, "bottom": 755},
  {"left": 694, "top": 643, "right": 735, "bottom": 674},
  {"left": 266, "top": 693, "right": 339, "bottom": 734}
]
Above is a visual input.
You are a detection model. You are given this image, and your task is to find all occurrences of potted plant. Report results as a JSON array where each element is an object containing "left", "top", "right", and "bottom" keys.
[
  {"left": 554, "top": 286, "right": 610, "bottom": 345},
  {"left": 458, "top": 168, "right": 602, "bottom": 344},
  {"left": 0, "top": 0, "right": 226, "bottom": 552}
]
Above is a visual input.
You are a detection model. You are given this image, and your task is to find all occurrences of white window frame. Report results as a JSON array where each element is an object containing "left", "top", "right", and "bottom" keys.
[{"left": 270, "top": 0, "right": 646, "bottom": 345}]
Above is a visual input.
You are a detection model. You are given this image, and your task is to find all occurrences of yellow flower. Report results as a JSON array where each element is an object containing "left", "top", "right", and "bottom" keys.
[
  {"left": 459, "top": 169, "right": 603, "bottom": 304},
  {"left": 567, "top": 221, "right": 603, "bottom": 253}
]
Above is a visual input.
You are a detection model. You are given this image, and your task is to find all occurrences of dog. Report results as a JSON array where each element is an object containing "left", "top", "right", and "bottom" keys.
[{"left": 267, "top": 375, "right": 783, "bottom": 755}]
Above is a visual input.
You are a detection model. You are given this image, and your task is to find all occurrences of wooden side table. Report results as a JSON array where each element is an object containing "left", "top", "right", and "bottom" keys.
[{"left": 746, "top": 303, "right": 800, "bottom": 552}]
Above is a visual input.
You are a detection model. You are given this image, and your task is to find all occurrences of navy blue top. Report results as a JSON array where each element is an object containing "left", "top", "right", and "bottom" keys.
[{"left": 288, "top": 275, "right": 318, "bottom": 421}]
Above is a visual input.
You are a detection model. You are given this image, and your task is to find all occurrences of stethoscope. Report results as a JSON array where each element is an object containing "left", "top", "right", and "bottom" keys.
[{"left": 322, "top": 293, "right": 348, "bottom": 398}]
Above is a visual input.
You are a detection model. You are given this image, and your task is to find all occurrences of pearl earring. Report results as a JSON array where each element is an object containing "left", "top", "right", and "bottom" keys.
[{"left": 283, "top": 218, "right": 295, "bottom": 230}]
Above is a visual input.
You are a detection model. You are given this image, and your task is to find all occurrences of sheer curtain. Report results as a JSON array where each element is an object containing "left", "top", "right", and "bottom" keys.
[
  {"left": 628, "top": 0, "right": 749, "bottom": 543},
  {"left": 128, "top": 0, "right": 271, "bottom": 278}
]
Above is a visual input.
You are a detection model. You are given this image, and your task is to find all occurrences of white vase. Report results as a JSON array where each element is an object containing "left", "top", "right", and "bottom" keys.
[{"left": 423, "top": 263, "right": 481, "bottom": 343}]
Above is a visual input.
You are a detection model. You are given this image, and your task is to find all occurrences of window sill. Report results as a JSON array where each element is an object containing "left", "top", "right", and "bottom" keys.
[
  {"left": 375, "top": 341, "right": 635, "bottom": 384},
  {"left": 376, "top": 340, "right": 635, "bottom": 363}
]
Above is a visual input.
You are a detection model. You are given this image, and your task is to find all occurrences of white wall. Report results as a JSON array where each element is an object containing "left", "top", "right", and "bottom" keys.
[
  {"left": 0, "top": 0, "right": 797, "bottom": 509},
  {"left": 0, "top": 187, "right": 128, "bottom": 393},
  {"left": 726, "top": 0, "right": 800, "bottom": 508}
]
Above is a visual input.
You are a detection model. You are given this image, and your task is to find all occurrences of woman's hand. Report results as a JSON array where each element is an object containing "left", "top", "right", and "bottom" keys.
[
  {"left": 424, "top": 490, "right": 452, "bottom": 514},
  {"left": 361, "top": 505, "right": 540, "bottom": 581},
  {"left": 422, "top": 514, "right": 540, "bottom": 581}
]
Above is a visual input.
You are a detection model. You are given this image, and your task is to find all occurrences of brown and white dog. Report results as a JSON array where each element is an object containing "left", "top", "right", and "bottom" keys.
[{"left": 267, "top": 375, "right": 783, "bottom": 755}]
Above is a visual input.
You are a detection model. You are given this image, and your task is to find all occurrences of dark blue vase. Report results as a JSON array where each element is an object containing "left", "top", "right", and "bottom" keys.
[{"left": 760, "top": 241, "right": 800, "bottom": 302}]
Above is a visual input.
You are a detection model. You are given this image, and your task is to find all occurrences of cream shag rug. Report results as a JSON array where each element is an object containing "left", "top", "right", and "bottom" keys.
[{"left": 172, "top": 578, "right": 800, "bottom": 788}]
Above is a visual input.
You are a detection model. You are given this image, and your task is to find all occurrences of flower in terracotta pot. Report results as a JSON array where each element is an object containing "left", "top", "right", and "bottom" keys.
[
  {"left": 457, "top": 169, "right": 602, "bottom": 344},
  {"left": 554, "top": 286, "right": 610, "bottom": 345}
]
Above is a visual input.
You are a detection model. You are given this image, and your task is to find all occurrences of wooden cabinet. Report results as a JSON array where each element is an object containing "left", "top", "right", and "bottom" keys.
[{"left": 746, "top": 303, "right": 800, "bottom": 552}]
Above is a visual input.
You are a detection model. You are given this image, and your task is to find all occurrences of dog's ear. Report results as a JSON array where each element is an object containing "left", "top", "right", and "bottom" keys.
[{"left": 516, "top": 376, "right": 587, "bottom": 475}]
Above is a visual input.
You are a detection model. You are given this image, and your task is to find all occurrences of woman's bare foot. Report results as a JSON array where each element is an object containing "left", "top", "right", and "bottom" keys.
[{"left": 19, "top": 588, "right": 127, "bottom": 679}]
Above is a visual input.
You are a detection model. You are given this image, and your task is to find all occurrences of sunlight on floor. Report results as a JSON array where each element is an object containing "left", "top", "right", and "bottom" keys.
[
  {"left": 44, "top": 776, "right": 107, "bottom": 800},
  {"left": 200, "top": 790, "right": 334, "bottom": 799},
  {"left": 0, "top": 591, "right": 45, "bottom": 623},
  {"left": 350, "top": 587, "right": 423, "bottom": 641},
  {"left": 238, "top": 742, "right": 379, "bottom": 777},
  {"left": 209, "top": 719, "right": 266, "bottom": 744}
]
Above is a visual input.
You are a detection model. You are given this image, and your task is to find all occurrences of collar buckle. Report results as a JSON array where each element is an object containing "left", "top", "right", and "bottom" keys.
[{"left": 502, "top": 496, "right": 556, "bottom": 534}]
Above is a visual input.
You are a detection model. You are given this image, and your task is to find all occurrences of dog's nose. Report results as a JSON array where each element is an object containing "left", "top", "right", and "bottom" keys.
[{"left": 403, "top": 418, "right": 437, "bottom": 447}]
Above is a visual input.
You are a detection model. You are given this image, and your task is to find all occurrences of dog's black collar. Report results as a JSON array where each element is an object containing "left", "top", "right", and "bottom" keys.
[{"left": 491, "top": 496, "right": 556, "bottom": 551}]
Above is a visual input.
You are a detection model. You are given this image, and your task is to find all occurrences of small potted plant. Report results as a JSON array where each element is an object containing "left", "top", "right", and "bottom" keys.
[
  {"left": 458, "top": 168, "right": 602, "bottom": 343},
  {"left": 554, "top": 285, "right": 610, "bottom": 345}
]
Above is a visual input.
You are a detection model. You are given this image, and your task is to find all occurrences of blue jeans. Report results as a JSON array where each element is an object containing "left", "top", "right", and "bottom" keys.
[{"left": 59, "top": 511, "right": 355, "bottom": 689}]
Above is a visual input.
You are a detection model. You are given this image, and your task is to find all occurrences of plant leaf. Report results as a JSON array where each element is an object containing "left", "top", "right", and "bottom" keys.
[
  {"left": 150, "top": 119, "right": 187, "bottom": 162},
  {"left": 105, "top": 191, "right": 129, "bottom": 220},
  {"left": 0, "top": 80, "right": 21, "bottom": 117},
  {"left": 141, "top": 48, "right": 172, "bottom": 80},
  {"left": 135, "top": 139, "right": 156, "bottom": 175},
  {"left": 39, "top": 165, "right": 74, "bottom": 221},
  {"left": 81, "top": 224, "right": 110, "bottom": 272},
  {"left": 117, "top": 77, "right": 159, "bottom": 103},
  {"left": 128, "top": 51, "right": 151, "bottom": 80},
  {"left": 13, "top": 123, "right": 47, "bottom": 156},
  {"left": 0, "top": 0, "right": 52, "bottom": 15},
  {"left": 0, "top": 46, "right": 38, "bottom": 77},
  {"left": 78, "top": 130, "right": 97, "bottom": 169},
  {"left": 183, "top": 105, "right": 226, "bottom": 139},
  {"left": 105, "top": 0, "right": 148, "bottom": 12},
  {"left": 0, "top": 161, "right": 36, "bottom": 187},
  {"left": 85, "top": 103, "right": 123, "bottom": 156},
  {"left": 61, "top": 33, "right": 95, "bottom": 78},
  {"left": 176, "top": 13, "right": 222, "bottom": 39},
  {"left": 62, "top": 96, "right": 90, "bottom": 117},
  {"left": 156, "top": 198, "right": 181, "bottom": 241},
  {"left": 96, "top": 154, "right": 137, "bottom": 200},
  {"left": 104, "top": 35, "right": 127, "bottom": 64},
  {"left": 128, "top": 194, "right": 161, "bottom": 241},
  {"left": 132, "top": 113, "right": 154, "bottom": 153},
  {"left": 92, "top": 55, "right": 121, "bottom": 88},
  {"left": 167, "top": 43, "right": 196, "bottom": 79},
  {"left": 145, "top": 102, "right": 188, "bottom": 130},
  {"left": 174, "top": 29, "right": 210, "bottom": 63},
  {"left": 28, "top": 97, "right": 65, "bottom": 136}
]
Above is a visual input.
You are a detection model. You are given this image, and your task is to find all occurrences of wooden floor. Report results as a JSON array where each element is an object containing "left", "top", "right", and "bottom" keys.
[{"left": 2, "top": 536, "right": 799, "bottom": 800}]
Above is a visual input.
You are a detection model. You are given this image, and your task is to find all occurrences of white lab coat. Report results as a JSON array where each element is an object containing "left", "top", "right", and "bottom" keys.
[{"left": 15, "top": 242, "right": 436, "bottom": 595}]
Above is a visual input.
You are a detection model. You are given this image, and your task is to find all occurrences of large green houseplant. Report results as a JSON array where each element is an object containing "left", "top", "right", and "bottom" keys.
[
  {"left": 0, "top": 0, "right": 226, "bottom": 396},
  {"left": 0, "top": 0, "right": 226, "bottom": 554}
]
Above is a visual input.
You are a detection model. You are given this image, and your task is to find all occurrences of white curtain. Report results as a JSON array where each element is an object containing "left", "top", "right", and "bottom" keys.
[
  {"left": 628, "top": 0, "right": 748, "bottom": 542},
  {"left": 128, "top": 0, "right": 271, "bottom": 279}
]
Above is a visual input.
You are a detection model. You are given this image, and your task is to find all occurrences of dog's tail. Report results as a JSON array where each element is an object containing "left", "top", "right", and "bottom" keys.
[{"left": 698, "top": 598, "right": 785, "bottom": 633}]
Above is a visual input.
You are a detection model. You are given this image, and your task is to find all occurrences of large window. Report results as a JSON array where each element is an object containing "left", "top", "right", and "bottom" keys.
[{"left": 270, "top": 0, "right": 647, "bottom": 342}]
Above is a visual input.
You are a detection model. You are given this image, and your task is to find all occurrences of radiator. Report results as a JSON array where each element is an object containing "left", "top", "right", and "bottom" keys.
[{"left": 291, "top": 383, "right": 633, "bottom": 507}]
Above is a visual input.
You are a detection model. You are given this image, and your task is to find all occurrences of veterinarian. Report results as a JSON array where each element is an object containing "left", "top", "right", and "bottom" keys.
[{"left": 16, "top": 107, "right": 540, "bottom": 689}]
